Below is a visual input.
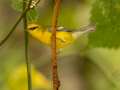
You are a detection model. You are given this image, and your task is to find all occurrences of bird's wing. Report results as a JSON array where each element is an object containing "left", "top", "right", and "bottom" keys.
[
  {"left": 47, "top": 26, "right": 73, "bottom": 32},
  {"left": 72, "top": 23, "right": 96, "bottom": 32},
  {"left": 72, "top": 23, "right": 96, "bottom": 38},
  {"left": 46, "top": 23, "right": 96, "bottom": 32}
]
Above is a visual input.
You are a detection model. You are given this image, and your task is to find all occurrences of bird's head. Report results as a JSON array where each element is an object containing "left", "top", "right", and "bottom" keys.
[
  {"left": 27, "top": 23, "right": 46, "bottom": 39},
  {"left": 27, "top": 23, "right": 40, "bottom": 31}
]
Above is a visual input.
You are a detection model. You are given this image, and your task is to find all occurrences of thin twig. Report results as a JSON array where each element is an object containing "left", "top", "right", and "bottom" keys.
[
  {"left": 23, "top": 0, "right": 32, "bottom": 90},
  {"left": 0, "top": 8, "right": 28, "bottom": 46},
  {"left": 0, "top": 0, "right": 40, "bottom": 47},
  {"left": 51, "top": 0, "right": 61, "bottom": 90}
]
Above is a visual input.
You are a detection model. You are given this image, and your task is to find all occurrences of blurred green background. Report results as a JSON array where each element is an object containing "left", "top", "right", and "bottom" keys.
[{"left": 0, "top": 0, "right": 120, "bottom": 90}]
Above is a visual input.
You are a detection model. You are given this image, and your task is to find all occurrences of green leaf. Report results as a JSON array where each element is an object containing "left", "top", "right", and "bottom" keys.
[
  {"left": 89, "top": 0, "right": 120, "bottom": 48},
  {"left": 11, "top": 0, "right": 26, "bottom": 11},
  {"left": 27, "top": 8, "right": 39, "bottom": 21},
  {"left": 11, "top": 0, "right": 39, "bottom": 21}
]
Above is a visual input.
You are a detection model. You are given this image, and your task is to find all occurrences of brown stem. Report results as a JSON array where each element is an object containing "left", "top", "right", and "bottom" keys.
[{"left": 51, "top": 0, "right": 61, "bottom": 90}]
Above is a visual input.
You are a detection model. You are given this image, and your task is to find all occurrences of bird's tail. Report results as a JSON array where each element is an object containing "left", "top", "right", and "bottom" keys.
[{"left": 72, "top": 23, "right": 96, "bottom": 38}]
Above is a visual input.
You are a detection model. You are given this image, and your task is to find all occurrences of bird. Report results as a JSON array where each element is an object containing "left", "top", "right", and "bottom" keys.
[{"left": 27, "top": 23, "right": 96, "bottom": 48}]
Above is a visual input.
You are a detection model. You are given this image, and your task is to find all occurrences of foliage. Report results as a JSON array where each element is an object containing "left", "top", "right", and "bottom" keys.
[
  {"left": 1, "top": 0, "right": 120, "bottom": 90},
  {"left": 89, "top": 0, "right": 120, "bottom": 48},
  {"left": 11, "top": 0, "right": 25, "bottom": 11},
  {"left": 11, "top": 0, "right": 39, "bottom": 21}
]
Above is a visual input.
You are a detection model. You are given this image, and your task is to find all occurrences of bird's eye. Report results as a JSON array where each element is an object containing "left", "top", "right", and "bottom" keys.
[{"left": 29, "top": 26, "right": 39, "bottom": 31}]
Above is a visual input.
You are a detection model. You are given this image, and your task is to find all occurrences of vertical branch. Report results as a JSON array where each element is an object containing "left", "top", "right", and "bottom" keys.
[
  {"left": 51, "top": 0, "right": 61, "bottom": 90},
  {"left": 0, "top": 0, "right": 40, "bottom": 89},
  {"left": 23, "top": 0, "right": 32, "bottom": 90}
]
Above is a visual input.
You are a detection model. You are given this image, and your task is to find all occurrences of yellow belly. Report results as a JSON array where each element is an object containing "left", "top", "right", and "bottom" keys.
[{"left": 29, "top": 30, "right": 74, "bottom": 48}]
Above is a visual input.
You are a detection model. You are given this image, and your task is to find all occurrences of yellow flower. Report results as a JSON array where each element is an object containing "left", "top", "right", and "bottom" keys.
[{"left": 7, "top": 64, "right": 52, "bottom": 90}]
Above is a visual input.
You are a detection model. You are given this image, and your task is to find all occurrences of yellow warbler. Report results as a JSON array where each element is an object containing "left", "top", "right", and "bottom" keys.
[{"left": 27, "top": 23, "right": 95, "bottom": 48}]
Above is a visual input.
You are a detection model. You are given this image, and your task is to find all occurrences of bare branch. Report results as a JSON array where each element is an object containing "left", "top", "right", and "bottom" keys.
[{"left": 51, "top": 0, "right": 62, "bottom": 90}]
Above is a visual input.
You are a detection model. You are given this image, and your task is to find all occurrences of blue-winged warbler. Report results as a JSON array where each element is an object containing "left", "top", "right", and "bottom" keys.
[{"left": 27, "top": 23, "right": 95, "bottom": 48}]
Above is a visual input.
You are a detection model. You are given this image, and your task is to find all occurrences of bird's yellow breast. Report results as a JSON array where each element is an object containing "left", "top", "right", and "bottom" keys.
[{"left": 28, "top": 29, "right": 74, "bottom": 48}]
